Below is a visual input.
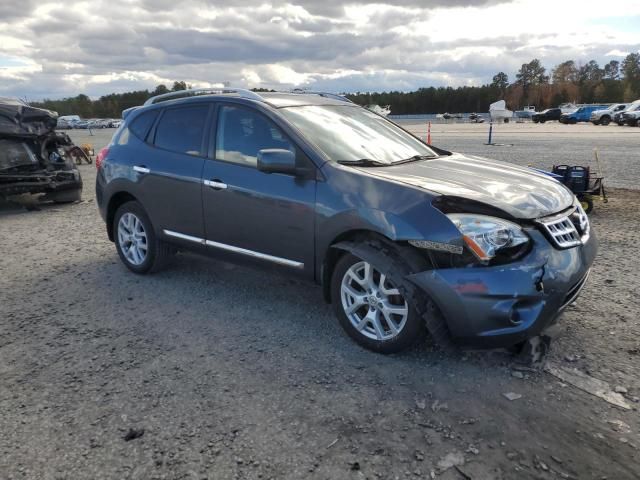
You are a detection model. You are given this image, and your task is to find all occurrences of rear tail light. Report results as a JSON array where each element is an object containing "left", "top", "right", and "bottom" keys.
[{"left": 95, "top": 146, "right": 109, "bottom": 169}]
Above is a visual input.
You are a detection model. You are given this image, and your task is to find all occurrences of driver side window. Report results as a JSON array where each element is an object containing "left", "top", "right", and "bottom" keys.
[{"left": 215, "top": 105, "right": 295, "bottom": 168}]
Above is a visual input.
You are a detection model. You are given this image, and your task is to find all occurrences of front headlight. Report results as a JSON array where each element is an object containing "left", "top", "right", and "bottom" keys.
[{"left": 447, "top": 214, "right": 529, "bottom": 261}]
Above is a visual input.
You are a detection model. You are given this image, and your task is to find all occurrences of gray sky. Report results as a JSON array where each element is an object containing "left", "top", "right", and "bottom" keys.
[{"left": 1, "top": 0, "right": 639, "bottom": 99}]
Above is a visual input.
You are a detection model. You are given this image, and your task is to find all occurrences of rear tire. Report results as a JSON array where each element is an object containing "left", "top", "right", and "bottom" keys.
[
  {"left": 331, "top": 250, "right": 425, "bottom": 354},
  {"left": 113, "top": 201, "right": 171, "bottom": 274},
  {"left": 600, "top": 116, "right": 610, "bottom": 126}
]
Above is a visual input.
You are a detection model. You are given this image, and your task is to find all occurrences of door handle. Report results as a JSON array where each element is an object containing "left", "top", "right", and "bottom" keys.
[
  {"left": 203, "top": 179, "right": 228, "bottom": 190},
  {"left": 133, "top": 165, "right": 150, "bottom": 174}
]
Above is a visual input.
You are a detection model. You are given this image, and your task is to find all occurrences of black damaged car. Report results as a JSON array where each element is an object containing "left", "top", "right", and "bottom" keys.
[{"left": 0, "top": 97, "right": 82, "bottom": 203}]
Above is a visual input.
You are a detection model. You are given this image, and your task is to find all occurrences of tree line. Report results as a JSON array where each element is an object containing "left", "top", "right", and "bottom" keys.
[
  {"left": 30, "top": 54, "right": 640, "bottom": 117},
  {"left": 348, "top": 54, "right": 640, "bottom": 114},
  {"left": 31, "top": 81, "right": 191, "bottom": 119}
]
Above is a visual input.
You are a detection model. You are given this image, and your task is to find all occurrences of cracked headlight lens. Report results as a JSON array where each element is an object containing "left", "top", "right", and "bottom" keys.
[{"left": 447, "top": 214, "right": 529, "bottom": 261}]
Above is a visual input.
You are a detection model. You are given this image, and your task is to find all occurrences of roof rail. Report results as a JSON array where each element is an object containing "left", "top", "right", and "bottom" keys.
[
  {"left": 290, "top": 89, "right": 354, "bottom": 104},
  {"left": 143, "top": 88, "right": 264, "bottom": 106}
]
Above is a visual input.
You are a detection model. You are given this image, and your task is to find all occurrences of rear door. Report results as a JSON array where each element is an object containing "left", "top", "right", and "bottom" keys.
[
  {"left": 138, "top": 103, "right": 211, "bottom": 240},
  {"left": 200, "top": 103, "right": 316, "bottom": 277}
]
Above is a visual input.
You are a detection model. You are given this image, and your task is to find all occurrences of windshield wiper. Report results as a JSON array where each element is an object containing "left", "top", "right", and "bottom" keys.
[
  {"left": 337, "top": 158, "right": 390, "bottom": 167},
  {"left": 392, "top": 154, "right": 438, "bottom": 165}
]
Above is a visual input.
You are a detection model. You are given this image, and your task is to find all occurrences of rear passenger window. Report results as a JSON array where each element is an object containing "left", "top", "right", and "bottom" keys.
[
  {"left": 129, "top": 110, "right": 159, "bottom": 141},
  {"left": 154, "top": 105, "right": 209, "bottom": 156}
]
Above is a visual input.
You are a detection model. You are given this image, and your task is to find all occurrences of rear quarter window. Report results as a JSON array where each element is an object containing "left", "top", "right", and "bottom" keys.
[{"left": 129, "top": 109, "right": 160, "bottom": 141}]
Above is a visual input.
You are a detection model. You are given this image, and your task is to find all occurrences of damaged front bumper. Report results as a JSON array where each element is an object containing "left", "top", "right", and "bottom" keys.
[
  {"left": 0, "top": 169, "right": 82, "bottom": 197},
  {"left": 408, "top": 229, "right": 597, "bottom": 348}
]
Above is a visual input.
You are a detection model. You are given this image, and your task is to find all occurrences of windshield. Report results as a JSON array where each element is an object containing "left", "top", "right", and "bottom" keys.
[{"left": 279, "top": 105, "right": 436, "bottom": 164}]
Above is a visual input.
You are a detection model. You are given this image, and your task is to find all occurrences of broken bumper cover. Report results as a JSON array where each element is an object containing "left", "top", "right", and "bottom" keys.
[
  {"left": 408, "top": 229, "right": 597, "bottom": 347},
  {"left": 0, "top": 169, "right": 82, "bottom": 196}
]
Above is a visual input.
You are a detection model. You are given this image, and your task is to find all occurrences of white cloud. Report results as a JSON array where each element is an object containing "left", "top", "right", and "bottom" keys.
[{"left": 0, "top": 0, "right": 638, "bottom": 99}]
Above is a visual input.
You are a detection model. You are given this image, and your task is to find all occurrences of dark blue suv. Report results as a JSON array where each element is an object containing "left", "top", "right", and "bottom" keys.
[{"left": 96, "top": 89, "right": 596, "bottom": 353}]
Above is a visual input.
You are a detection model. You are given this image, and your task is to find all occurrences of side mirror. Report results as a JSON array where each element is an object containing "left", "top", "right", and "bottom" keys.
[{"left": 257, "top": 149, "right": 297, "bottom": 175}]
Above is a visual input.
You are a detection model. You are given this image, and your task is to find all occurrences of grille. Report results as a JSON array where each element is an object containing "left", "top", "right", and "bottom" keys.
[{"left": 538, "top": 205, "right": 589, "bottom": 249}]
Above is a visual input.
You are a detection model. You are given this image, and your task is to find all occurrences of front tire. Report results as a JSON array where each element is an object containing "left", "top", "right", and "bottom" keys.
[
  {"left": 600, "top": 116, "right": 610, "bottom": 126},
  {"left": 331, "top": 250, "right": 425, "bottom": 354},
  {"left": 113, "top": 201, "right": 171, "bottom": 274}
]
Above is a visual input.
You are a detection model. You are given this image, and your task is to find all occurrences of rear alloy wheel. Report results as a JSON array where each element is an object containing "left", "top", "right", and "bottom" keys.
[
  {"left": 117, "top": 212, "right": 148, "bottom": 266},
  {"left": 331, "top": 252, "right": 425, "bottom": 353},
  {"left": 114, "top": 201, "right": 172, "bottom": 273}
]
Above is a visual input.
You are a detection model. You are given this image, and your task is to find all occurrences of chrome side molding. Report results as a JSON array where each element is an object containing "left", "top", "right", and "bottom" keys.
[
  {"left": 163, "top": 229, "right": 206, "bottom": 245},
  {"left": 163, "top": 229, "right": 304, "bottom": 269}
]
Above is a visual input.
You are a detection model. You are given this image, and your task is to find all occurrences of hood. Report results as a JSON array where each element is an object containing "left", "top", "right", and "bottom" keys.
[
  {"left": 0, "top": 97, "right": 58, "bottom": 137},
  {"left": 358, "top": 153, "right": 574, "bottom": 219}
]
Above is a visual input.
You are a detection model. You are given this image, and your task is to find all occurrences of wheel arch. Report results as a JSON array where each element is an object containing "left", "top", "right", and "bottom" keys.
[
  {"left": 321, "top": 230, "right": 429, "bottom": 304},
  {"left": 106, "top": 191, "right": 139, "bottom": 241}
]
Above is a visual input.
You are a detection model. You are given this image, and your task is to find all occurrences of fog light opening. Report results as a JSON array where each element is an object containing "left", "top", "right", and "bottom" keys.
[{"left": 509, "top": 308, "right": 522, "bottom": 325}]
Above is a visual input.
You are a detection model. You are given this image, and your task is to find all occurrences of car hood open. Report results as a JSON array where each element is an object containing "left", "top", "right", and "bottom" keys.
[{"left": 359, "top": 153, "right": 575, "bottom": 219}]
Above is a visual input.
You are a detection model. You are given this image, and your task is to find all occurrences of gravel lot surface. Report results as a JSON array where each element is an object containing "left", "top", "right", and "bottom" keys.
[
  {"left": 1, "top": 126, "right": 639, "bottom": 479},
  {"left": 398, "top": 121, "right": 640, "bottom": 190}
]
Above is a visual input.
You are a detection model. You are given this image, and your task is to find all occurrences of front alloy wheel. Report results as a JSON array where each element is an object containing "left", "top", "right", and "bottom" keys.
[
  {"left": 331, "top": 251, "right": 426, "bottom": 353},
  {"left": 340, "top": 261, "right": 409, "bottom": 341}
]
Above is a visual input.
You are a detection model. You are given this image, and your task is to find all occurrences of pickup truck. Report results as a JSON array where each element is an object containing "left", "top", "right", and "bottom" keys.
[
  {"left": 560, "top": 105, "right": 609, "bottom": 124},
  {"left": 590, "top": 103, "right": 628, "bottom": 125},
  {"left": 532, "top": 108, "right": 562, "bottom": 123}
]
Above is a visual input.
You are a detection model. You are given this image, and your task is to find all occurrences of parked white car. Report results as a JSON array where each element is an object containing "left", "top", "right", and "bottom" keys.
[{"left": 590, "top": 103, "right": 628, "bottom": 125}]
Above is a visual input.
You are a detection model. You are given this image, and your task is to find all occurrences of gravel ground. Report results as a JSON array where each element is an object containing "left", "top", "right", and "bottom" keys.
[
  {"left": 1, "top": 126, "right": 639, "bottom": 479},
  {"left": 398, "top": 121, "right": 640, "bottom": 190}
]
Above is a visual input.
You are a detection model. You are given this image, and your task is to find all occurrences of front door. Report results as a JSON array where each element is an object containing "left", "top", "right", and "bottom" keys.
[{"left": 201, "top": 104, "right": 316, "bottom": 276}]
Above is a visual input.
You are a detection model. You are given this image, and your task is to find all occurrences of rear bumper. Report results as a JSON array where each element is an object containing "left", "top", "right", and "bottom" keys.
[{"left": 408, "top": 229, "right": 597, "bottom": 348}]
